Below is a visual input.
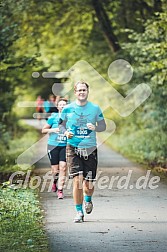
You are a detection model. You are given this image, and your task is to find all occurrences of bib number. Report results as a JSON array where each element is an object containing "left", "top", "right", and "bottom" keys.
[
  {"left": 57, "top": 134, "right": 66, "bottom": 142},
  {"left": 75, "top": 127, "right": 90, "bottom": 138}
]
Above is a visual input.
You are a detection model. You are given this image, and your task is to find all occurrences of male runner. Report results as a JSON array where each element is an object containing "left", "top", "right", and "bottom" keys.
[{"left": 59, "top": 81, "right": 106, "bottom": 222}]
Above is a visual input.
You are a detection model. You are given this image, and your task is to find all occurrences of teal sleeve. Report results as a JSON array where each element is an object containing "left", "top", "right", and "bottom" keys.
[
  {"left": 97, "top": 106, "right": 104, "bottom": 121},
  {"left": 47, "top": 116, "right": 54, "bottom": 126}
]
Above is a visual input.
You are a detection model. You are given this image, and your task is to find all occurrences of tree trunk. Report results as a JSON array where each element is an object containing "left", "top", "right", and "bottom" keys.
[{"left": 92, "top": 0, "right": 120, "bottom": 52}]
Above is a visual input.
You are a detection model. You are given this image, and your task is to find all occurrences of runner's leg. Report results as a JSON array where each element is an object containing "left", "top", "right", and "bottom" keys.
[
  {"left": 73, "top": 175, "right": 84, "bottom": 205},
  {"left": 83, "top": 180, "right": 94, "bottom": 196},
  {"left": 51, "top": 164, "right": 59, "bottom": 192},
  {"left": 57, "top": 161, "right": 66, "bottom": 190},
  {"left": 73, "top": 175, "right": 84, "bottom": 222}
]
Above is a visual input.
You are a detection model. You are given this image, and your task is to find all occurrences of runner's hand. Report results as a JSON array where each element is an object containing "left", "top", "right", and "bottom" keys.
[
  {"left": 65, "top": 131, "right": 74, "bottom": 139},
  {"left": 87, "top": 123, "right": 95, "bottom": 131},
  {"left": 51, "top": 128, "right": 60, "bottom": 133}
]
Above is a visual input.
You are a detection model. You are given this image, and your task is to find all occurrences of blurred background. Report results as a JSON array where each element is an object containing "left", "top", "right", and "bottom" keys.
[{"left": 0, "top": 0, "right": 166, "bottom": 173}]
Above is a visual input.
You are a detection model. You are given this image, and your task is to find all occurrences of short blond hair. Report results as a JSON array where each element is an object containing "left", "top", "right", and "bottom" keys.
[{"left": 74, "top": 81, "right": 89, "bottom": 90}]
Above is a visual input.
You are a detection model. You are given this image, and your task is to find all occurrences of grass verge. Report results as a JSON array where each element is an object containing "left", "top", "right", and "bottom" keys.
[
  {"left": 0, "top": 186, "right": 48, "bottom": 252},
  {"left": 99, "top": 129, "right": 167, "bottom": 179},
  {"left": 0, "top": 120, "right": 49, "bottom": 252},
  {"left": 0, "top": 120, "right": 40, "bottom": 174}
]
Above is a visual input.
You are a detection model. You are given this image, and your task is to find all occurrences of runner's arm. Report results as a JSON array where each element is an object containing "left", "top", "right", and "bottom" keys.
[
  {"left": 95, "top": 119, "right": 106, "bottom": 132},
  {"left": 58, "top": 118, "right": 67, "bottom": 134},
  {"left": 59, "top": 118, "right": 74, "bottom": 138},
  {"left": 42, "top": 123, "right": 59, "bottom": 134}
]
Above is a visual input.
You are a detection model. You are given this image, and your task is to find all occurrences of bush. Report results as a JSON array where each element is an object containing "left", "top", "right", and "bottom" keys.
[
  {"left": 106, "top": 128, "right": 167, "bottom": 167},
  {"left": 0, "top": 187, "right": 48, "bottom": 252},
  {"left": 0, "top": 120, "right": 40, "bottom": 173}
]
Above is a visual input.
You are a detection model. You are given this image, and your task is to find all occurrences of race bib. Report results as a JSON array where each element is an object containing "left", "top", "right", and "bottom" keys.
[
  {"left": 75, "top": 127, "right": 90, "bottom": 138},
  {"left": 57, "top": 134, "right": 66, "bottom": 143}
]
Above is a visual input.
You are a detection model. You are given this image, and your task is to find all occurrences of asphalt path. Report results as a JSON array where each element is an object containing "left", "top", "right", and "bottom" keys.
[{"left": 26, "top": 119, "right": 167, "bottom": 252}]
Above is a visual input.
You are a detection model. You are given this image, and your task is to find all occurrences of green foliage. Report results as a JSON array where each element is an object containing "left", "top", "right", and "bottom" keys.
[
  {"left": 106, "top": 127, "right": 167, "bottom": 166},
  {"left": 0, "top": 121, "right": 39, "bottom": 172},
  {"left": 113, "top": 5, "right": 167, "bottom": 166},
  {"left": 0, "top": 0, "right": 166, "bottom": 169},
  {"left": 0, "top": 2, "right": 166, "bottom": 251},
  {"left": 0, "top": 187, "right": 48, "bottom": 252}
]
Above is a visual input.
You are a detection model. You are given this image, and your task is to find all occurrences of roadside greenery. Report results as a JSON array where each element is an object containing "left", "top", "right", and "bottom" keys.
[
  {"left": 1, "top": 0, "right": 166, "bottom": 170},
  {"left": 0, "top": 1, "right": 166, "bottom": 250},
  {"left": 0, "top": 186, "right": 49, "bottom": 252},
  {"left": 114, "top": 9, "right": 167, "bottom": 168},
  {"left": 0, "top": 120, "right": 48, "bottom": 252},
  {"left": 0, "top": 120, "right": 39, "bottom": 173}
]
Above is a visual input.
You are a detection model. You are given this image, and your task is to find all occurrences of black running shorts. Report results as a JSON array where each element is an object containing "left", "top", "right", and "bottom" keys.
[
  {"left": 66, "top": 144, "right": 98, "bottom": 181},
  {"left": 47, "top": 145, "right": 66, "bottom": 165}
]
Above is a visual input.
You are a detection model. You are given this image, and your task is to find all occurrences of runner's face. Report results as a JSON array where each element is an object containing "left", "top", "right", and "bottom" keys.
[
  {"left": 74, "top": 83, "right": 88, "bottom": 102},
  {"left": 57, "top": 101, "right": 67, "bottom": 112}
]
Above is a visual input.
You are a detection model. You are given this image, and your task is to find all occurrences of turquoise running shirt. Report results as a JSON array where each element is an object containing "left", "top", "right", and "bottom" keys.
[
  {"left": 47, "top": 113, "right": 67, "bottom": 146},
  {"left": 60, "top": 101, "right": 104, "bottom": 148}
]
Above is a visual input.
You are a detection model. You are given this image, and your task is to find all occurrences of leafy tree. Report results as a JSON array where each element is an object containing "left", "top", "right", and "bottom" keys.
[{"left": 0, "top": 0, "right": 166, "bottom": 168}]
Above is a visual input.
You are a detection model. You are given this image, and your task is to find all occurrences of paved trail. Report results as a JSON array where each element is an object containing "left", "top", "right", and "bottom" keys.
[{"left": 27, "top": 119, "right": 167, "bottom": 252}]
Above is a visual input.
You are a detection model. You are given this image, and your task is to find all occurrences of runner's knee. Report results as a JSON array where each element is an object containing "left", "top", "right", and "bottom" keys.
[
  {"left": 51, "top": 165, "right": 59, "bottom": 173},
  {"left": 59, "top": 163, "right": 66, "bottom": 172},
  {"left": 73, "top": 175, "right": 83, "bottom": 190},
  {"left": 83, "top": 180, "right": 94, "bottom": 191}
]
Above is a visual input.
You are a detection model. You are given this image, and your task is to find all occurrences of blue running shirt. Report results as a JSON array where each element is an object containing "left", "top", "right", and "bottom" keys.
[
  {"left": 47, "top": 113, "right": 67, "bottom": 146},
  {"left": 60, "top": 101, "right": 104, "bottom": 148}
]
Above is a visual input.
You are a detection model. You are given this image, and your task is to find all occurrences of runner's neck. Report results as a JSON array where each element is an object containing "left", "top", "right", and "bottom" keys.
[{"left": 75, "top": 100, "right": 88, "bottom": 106}]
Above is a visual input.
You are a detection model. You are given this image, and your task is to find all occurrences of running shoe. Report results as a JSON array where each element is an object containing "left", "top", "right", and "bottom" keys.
[
  {"left": 84, "top": 201, "right": 93, "bottom": 214},
  {"left": 57, "top": 189, "right": 64, "bottom": 199},
  {"left": 52, "top": 182, "right": 57, "bottom": 192},
  {"left": 73, "top": 211, "right": 84, "bottom": 223}
]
